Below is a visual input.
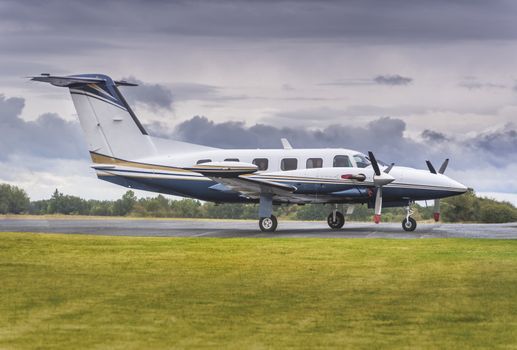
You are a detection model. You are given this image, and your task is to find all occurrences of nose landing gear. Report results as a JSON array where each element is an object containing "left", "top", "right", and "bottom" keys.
[{"left": 402, "top": 204, "right": 417, "bottom": 231}]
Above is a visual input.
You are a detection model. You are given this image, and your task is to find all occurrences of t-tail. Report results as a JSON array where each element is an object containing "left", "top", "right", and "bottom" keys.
[{"left": 30, "top": 73, "right": 214, "bottom": 163}]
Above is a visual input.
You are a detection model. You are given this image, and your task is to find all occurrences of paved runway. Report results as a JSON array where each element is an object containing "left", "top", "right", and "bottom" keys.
[{"left": 0, "top": 217, "right": 516, "bottom": 239}]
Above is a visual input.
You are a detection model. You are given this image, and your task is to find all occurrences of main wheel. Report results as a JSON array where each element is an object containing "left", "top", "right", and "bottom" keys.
[
  {"left": 327, "top": 211, "right": 345, "bottom": 229},
  {"left": 402, "top": 217, "right": 417, "bottom": 232},
  {"left": 259, "top": 215, "right": 278, "bottom": 232}
]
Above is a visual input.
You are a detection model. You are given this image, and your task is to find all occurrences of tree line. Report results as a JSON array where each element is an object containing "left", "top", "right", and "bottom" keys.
[{"left": 0, "top": 183, "right": 516, "bottom": 223}]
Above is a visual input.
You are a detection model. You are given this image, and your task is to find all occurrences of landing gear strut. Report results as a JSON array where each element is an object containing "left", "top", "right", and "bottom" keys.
[
  {"left": 402, "top": 204, "right": 417, "bottom": 232},
  {"left": 327, "top": 206, "right": 345, "bottom": 229},
  {"left": 258, "top": 194, "right": 278, "bottom": 232}
]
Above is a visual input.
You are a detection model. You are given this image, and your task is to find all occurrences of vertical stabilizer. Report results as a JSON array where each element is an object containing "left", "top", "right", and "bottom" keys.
[{"left": 31, "top": 74, "right": 156, "bottom": 160}]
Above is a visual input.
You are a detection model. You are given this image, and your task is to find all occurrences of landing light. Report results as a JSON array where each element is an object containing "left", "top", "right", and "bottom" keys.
[{"left": 341, "top": 174, "right": 366, "bottom": 181}]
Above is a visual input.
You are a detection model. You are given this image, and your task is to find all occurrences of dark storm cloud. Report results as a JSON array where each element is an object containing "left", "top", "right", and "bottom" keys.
[
  {"left": 472, "top": 126, "right": 517, "bottom": 162},
  {"left": 0, "top": 94, "right": 86, "bottom": 161},
  {"left": 150, "top": 115, "right": 517, "bottom": 171},
  {"left": 459, "top": 78, "right": 506, "bottom": 90},
  {"left": 120, "top": 77, "right": 174, "bottom": 111},
  {"left": 121, "top": 79, "right": 249, "bottom": 110},
  {"left": 322, "top": 75, "right": 413, "bottom": 87},
  {"left": 373, "top": 74, "right": 412, "bottom": 86},
  {"left": 2, "top": 0, "right": 517, "bottom": 51},
  {"left": 163, "top": 116, "right": 425, "bottom": 166},
  {"left": 421, "top": 129, "right": 449, "bottom": 143}
]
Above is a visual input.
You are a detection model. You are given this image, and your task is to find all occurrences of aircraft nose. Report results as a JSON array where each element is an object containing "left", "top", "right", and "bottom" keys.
[{"left": 446, "top": 176, "right": 468, "bottom": 193}]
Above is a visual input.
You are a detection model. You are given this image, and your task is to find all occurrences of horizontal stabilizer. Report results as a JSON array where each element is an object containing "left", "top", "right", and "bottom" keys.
[
  {"left": 30, "top": 74, "right": 138, "bottom": 87},
  {"left": 31, "top": 74, "right": 105, "bottom": 87}
]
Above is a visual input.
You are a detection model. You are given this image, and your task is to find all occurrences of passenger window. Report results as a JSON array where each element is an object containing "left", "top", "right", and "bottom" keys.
[
  {"left": 224, "top": 158, "right": 240, "bottom": 162},
  {"left": 252, "top": 158, "right": 269, "bottom": 171},
  {"left": 281, "top": 158, "right": 298, "bottom": 171},
  {"left": 306, "top": 158, "right": 323, "bottom": 169},
  {"left": 197, "top": 159, "right": 211, "bottom": 164},
  {"left": 333, "top": 155, "right": 351, "bottom": 167}
]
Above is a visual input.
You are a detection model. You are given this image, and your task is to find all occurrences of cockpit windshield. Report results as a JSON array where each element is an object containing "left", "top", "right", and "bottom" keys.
[
  {"left": 353, "top": 154, "right": 371, "bottom": 168},
  {"left": 354, "top": 153, "right": 388, "bottom": 168}
]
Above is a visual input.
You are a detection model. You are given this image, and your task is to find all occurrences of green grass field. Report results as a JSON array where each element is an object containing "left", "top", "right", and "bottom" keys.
[{"left": 1, "top": 233, "right": 517, "bottom": 349}]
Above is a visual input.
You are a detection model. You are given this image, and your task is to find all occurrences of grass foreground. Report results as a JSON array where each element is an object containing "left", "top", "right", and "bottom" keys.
[{"left": 1, "top": 233, "right": 517, "bottom": 349}]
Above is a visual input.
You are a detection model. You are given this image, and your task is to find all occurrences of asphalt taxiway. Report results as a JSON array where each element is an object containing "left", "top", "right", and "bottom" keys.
[{"left": 0, "top": 217, "right": 516, "bottom": 239}]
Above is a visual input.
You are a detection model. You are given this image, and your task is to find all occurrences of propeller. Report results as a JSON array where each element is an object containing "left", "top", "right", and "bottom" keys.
[
  {"left": 426, "top": 160, "right": 437, "bottom": 174},
  {"left": 368, "top": 151, "right": 395, "bottom": 224},
  {"left": 438, "top": 159, "right": 449, "bottom": 174},
  {"left": 384, "top": 162, "right": 395, "bottom": 174},
  {"left": 425, "top": 158, "right": 450, "bottom": 221}
]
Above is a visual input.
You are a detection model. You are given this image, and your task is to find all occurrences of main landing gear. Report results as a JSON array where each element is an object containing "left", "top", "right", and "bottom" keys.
[
  {"left": 258, "top": 194, "right": 278, "bottom": 232},
  {"left": 327, "top": 208, "right": 345, "bottom": 229},
  {"left": 402, "top": 204, "right": 417, "bottom": 232},
  {"left": 259, "top": 215, "right": 278, "bottom": 232}
]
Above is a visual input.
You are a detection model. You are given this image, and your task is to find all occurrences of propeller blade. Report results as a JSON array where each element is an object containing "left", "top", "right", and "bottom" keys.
[
  {"left": 426, "top": 160, "right": 437, "bottom": 174},
  {"left": 438, "top": 159, "right": 449, "bottom": 174},
  {"left": 368, "top": 151, "right": 381, "bottom": 176},
  {"left": 384, "top": 162, "right": 395, "bottom": 174},
  {"left": 433, "top": 199, "right": 441, "bottom": 222},
  {"left": 373, "top": 187, "right": 382, "bottom": 224}
]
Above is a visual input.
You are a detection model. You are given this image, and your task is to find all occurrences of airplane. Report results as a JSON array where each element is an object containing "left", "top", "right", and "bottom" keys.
[{"left": 31, "top": 73, "right": 468, "bottom": 232}]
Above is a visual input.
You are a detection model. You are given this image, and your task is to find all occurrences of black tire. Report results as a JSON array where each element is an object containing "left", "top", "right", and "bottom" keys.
[
  {"left": 327, "top": 211, "right": 345, "bottom": 229},
  {"left": 259, "top": 215, "right": 278, "bottom": 232},
  {"left": 402, "top": 217, "right": 417, "bottom": 232}
]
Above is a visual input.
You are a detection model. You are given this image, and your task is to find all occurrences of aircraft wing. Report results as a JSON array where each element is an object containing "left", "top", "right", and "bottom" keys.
[
  {"left": 184, "top": 161, "right": 302, "bottom": 201},
  {"left": 211, "top": 175, "right": 296, "bottom": 196}
]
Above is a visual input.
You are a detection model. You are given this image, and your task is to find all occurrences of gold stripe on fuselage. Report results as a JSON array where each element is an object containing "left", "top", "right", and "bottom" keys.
[{"left": 89, "top": 152, "right": 191, "bottom": 173}]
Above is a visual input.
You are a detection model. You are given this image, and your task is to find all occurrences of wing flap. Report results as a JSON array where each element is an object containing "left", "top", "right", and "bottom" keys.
[{"left": 208, "top": 175, "right": 296, "bottom": 199}]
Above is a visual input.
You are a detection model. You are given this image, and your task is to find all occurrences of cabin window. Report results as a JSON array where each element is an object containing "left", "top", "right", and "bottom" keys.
[
  {"left": 252, "top": 158, "right": 269, "bottom": 171},
  {"left": 224, "top": 158, "right": 240, "bottom": 162},
  {"left": 333, "top": 155, "right": 351, "bottom": 167},
  {"left": 306, "top": 158, "right": 323, "bottom": 169},
  {"left": 196, "top": 159, "right": 211, "bottom": 164},
  {"left": 281, "top": 158, "right": 298, "bottom": 171},
  {"left": 353, "top": 154, "right": 370, "bottom": 168}
]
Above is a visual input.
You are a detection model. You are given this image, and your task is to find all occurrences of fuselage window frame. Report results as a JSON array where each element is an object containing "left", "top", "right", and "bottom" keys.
[
  {"left": 252, "top": 158, "right": 269, "bottom": 171},
  {"left": 281, "top": 158, "right": 298, "bottom": 171},
  {"left": 306, "top": 158, "right": 323, "bottom": 169},
  {"left": 333, "top": 155, "right": 352, "bottom": 168},
  {"left": 196, "top": 159, "right": 212, "bottom": 164}
]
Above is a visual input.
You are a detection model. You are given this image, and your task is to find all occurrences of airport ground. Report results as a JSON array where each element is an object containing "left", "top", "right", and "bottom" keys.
[
  {"left": 1, "top": 215, "right": 517, "bottom": 238},
  {"left": 1, "top": 227, "right": 517, "bottom": 349}
]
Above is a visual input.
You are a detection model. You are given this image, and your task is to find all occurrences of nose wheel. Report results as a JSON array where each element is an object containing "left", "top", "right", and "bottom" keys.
[
  {"left": 259, "top": 215, "right": 278, "bottom": 232},
  {"left": 401, "top": 204, "right": 417, "bottom": 231},
  {"left": 327, "top": 211, "right": 345, "bottom": 229},
  {"left": 402, "top": 217, "right": 417, "bottom": 231}
]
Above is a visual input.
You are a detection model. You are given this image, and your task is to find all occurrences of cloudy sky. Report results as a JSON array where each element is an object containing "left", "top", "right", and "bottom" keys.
[{"left": 1, "top": 0, "right": 517, "bottom": 204}]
